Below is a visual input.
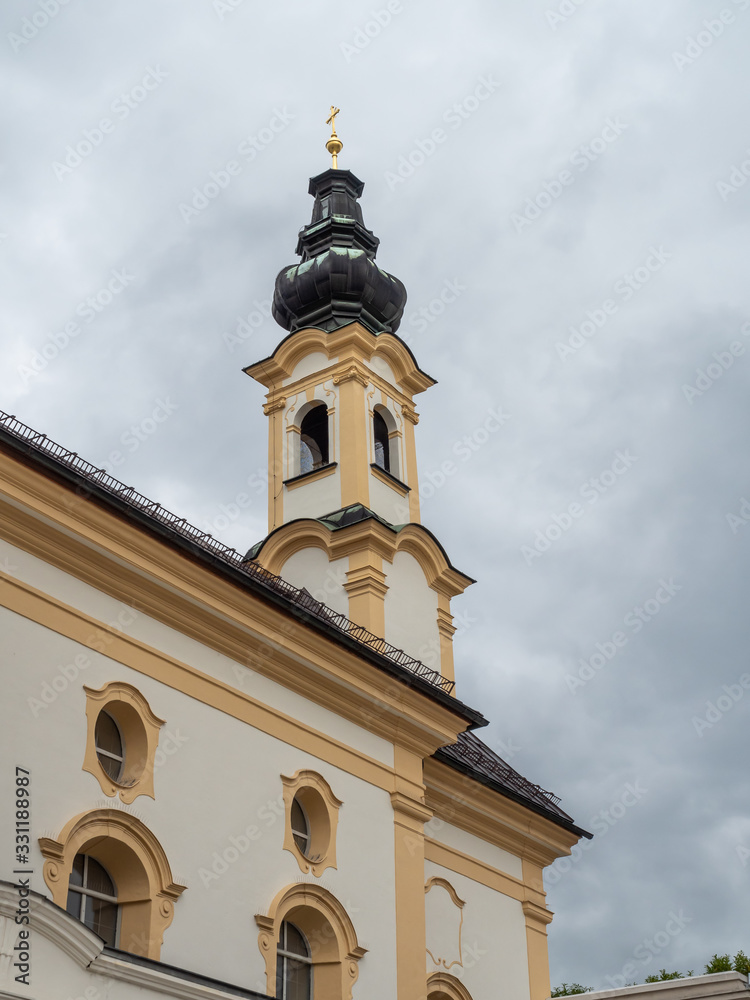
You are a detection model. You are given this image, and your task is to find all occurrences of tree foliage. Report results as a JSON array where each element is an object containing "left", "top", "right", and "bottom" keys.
[
  {"left": 551, "top": 948, "right": 749, "bottom": 997},
  {"left": 705, "top": 952, "right": 750, "bottom": 976}
]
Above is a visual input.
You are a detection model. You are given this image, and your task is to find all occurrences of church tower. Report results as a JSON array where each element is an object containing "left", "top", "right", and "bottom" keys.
[{"left": 244, "top": 122, "right": 473, "bottom": 689}]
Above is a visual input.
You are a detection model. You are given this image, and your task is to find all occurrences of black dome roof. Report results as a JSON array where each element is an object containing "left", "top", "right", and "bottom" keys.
[{"left": 272, "top": 169, "right": 407, "bottom": 336}]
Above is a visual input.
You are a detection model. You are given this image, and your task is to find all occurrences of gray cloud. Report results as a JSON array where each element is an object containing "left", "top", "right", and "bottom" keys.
[{"left": 2, "top": 0, "right": 749, "bottom": 988}]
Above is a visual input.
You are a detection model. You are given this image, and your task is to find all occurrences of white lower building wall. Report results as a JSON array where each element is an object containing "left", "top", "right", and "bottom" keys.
[
  {"left": 425, "top": 859, "right": 531, "bottom": 1000},
  {"left": 0, "top": 607, "right": 398, "bottom": 997},
  {"left": 424, "top": 819, "right": 524, "bottom": 881},
  {"left": 0, "top": 539, "right": 393, "bottom": 768}
]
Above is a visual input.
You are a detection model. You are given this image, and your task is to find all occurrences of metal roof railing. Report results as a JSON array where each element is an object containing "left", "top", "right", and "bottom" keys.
[{"left": 0, "top": 410, "right": 454, "bottom": 694}]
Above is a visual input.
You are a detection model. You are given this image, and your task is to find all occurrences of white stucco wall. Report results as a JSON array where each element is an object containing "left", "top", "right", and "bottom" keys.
[
  {"left": 0, "top": 604, "right": 398, "bottom": 996},
  {"left": 284, "top": 352, "right": 331, "bottom": 385},
  {"left": 425, "top": 859, "right": 531, "bottom": 1000},
  {"left": 1, "top": 539, "right": 393, "bottom": 768},
  {"left": 364, "top": 357, "right": 397, "bottom": 385},
  {"left": 424, "top": 819, "right": 524, "bottom": 881},
  {"left": 279, "top": 548, "right": 349, "bottom": 616},
  {"left": 282, "top": 466, "right": 341, "bottom": 522},
  {"left": 383, "top": 550, "right": 441, "bottom": 669},
  {"left": 368, "top": 470, "right": 411, "bottom": 526}
]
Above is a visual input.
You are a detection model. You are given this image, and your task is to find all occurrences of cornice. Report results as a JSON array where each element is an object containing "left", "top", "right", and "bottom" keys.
[
  {"left": 0, "top": 454, "right": 482, "bottom": 762},
  {"left": 0, "top": 881, "right": 102, "bottom": 969},
  {"left": 244, "top": 322, "right": 436, "bottom": 396},
  {"left": 424, "top": 758, "right": 583, "bottom": 866}
]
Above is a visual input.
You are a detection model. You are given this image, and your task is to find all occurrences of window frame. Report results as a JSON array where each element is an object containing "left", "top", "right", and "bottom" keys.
[
  {"left": 299, "top": 404, "right": 329, "bottom": 474},
  {"left": 66, "top": 852, "right": 120, "bottom": 946},
  {"left": 276, "top": 920, "right": 313, "bottom": 1000},
  {"left": 94, "top": 709, "right": 125, "bottom": 782}
]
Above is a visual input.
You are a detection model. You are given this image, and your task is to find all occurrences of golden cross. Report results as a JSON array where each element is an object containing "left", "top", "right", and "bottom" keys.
[
  {"left": 326, "top": 106, "right": 340, "bottom": 135},
  {"left": 325, "top": 106, "right": 343, "bottom": 168}
]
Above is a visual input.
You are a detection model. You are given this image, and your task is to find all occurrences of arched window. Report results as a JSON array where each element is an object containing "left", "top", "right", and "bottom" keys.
[
  {"left": 373, "top": 410, "right": 390, "bottom": 473},
  {"left": 300, "top": 405, "right": 329, "bottom": 474},
  {"left": 276, "top": 920, "right": 312, "bottom": 1000},
  {"left": 40, "top": 808, "right": 186, "bottom": 960},
  {"left": 255, "top": 883, "right": 366, "bottom": 1000},
  {"left": 66, "top": 853, "right": 119, "bottom": 946}
]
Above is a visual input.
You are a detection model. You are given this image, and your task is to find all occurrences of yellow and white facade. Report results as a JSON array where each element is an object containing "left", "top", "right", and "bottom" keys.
[{"left": 0, "top": 161, "right": 588, "bottom": 1000}]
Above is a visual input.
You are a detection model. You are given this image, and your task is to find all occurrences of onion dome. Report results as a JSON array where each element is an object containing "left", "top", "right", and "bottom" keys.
[{"left": 272, "top": 169, "right": 407, "bottom": 336}]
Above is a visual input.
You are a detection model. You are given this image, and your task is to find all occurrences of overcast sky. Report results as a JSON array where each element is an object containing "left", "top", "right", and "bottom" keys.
[{"left": 3, "top": 0, "right": 750, "bottom": 990}]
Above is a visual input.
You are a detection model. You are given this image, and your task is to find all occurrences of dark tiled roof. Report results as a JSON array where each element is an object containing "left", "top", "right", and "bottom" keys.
[{"left": 435, "top": 730, "right": 591, "bottom": 836}]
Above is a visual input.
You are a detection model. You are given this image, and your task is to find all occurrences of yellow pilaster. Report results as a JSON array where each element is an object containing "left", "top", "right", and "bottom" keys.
[
  {"left": 436, "top": 595, "right": 457, "bottom": 687},
  {"left": 522, "top": 860, "right": 554, "bottom": 1000},
  {"left": 335, "top": 367, "right": 371, "bottom": 509},
  {"left": 402, "top": 406, "right": 421, "bottom": 523},
  {"left": 263, "top": 397, "right": 286, "bottom": 531},
  {"left": 392, "top": 746, "right": 431, "bottom": 1000},
  {"left": 344, "top": 549, "right": 388, "bottom": 636}
]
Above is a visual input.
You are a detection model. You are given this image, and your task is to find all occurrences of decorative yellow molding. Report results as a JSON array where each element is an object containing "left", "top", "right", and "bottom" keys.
[
  {"left": 280, "top": 770, "right": 342, "bottom": 877},
  {"left": 332, "top": 365, "right": 370, "bottom": 387},
  {"left": 252, "top": 518, "right": 473, "bottom": 601},
  {"left": 263, "top": 396, "right": 287, "bottom": 415},
  {"left": 390, "top": 748, "right": 432, "bottom": 1000},
  {"left": 424, "top": 757, "right": 581, "bottom": 868},
  {"left": 401, "top": 402, "right": 420, "bottom": 425},
  {"left": 39, "top": 808, "right": 185, "bottom": 960},
  {"left": 255, "top": 883, "right": 366, "bottom": 1000},
  {"left": 426, "top": 972, "right": 474, "bottom": 1000},
  {"left": 244, "top": 322, "right": 435, "bottom": 396},
  {"left": 82, "top": 682, "right": 164, "bottom": 804},
  {"left": 424, "top": 838, "right": 526, "bottom": 903},
  {"left": 0, "top": 460, "right": 474, "bottom": 762},
  {"left": 370, "top": 462, "right": 410, "bottom": 497},
  {"left": 425, "top": 876, "right": 466, "bottom": 909},
  {"left": 425, "top": 877, "right": 466, "bottom": 971},
  {"left": 284, "top": 462, "right": 338, "bottom": 491}
]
